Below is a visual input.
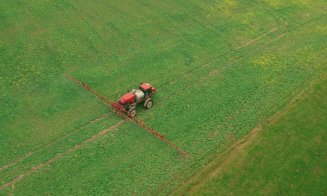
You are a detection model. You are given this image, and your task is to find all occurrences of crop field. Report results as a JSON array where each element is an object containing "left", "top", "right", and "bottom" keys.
[
  {"left": 175, "top": 76, "right": 327, "bottom": 195},
  {"left": 1, "top": 0, "right": 326, "bottom": 195}
]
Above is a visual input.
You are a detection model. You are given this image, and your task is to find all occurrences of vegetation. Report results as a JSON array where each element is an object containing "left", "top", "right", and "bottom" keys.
[
  {"left": 1, "top": 0, "right": 326, "bottom": 194},
  {"left": 175, "top": 76, "right": 327, "bottom": 195}
]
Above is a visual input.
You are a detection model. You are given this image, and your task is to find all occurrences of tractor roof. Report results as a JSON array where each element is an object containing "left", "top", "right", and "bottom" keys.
[
  {"left": 140, "top": 83, "right": 152, "bottom": 91},
  {"left": 119, "top": 93, "right": 135, "bottom": 104}
]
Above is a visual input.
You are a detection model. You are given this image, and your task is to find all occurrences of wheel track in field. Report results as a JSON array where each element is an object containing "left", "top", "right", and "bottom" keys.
[
  {"left": 158, "top": 25, "right": 282, "bottom": 90},
  {"left": 0, "top": 120, "right": 125, "bottom": 191},
  {"left": 0, "top": 153, "right": 33, "bottom": 173},
  {"left": 236, "top": 27, "right": 279, "bottom": 50},
  {"left": 65, "top": 73, "right": 114, "bottom": 106},
  {"left": 194, "top": 13, "right": 321, "bottom": 82},
  {"left": 65, "top": 74, "right": 190, "bottom": 158},
  {"left": 159, "top": 0, "right": 264, "bottom": 49},
  {"left": 0, "top": 113, "right": 108, "bottom": 173},
  {"left": 171, "top": 73, "right": 326, "bottom": 194},
  {"left": 158, "top": 0, "right": 293, "bottom": 89},
  {"left": 65, "top": 0, "right": 110, "bottom": 49},
  {"left": 132, "top": 117, "right": 190, "bottom": 158},
  {"left": 156, "top": 14, "right": 321, "bottom": 107},
  {"left": 193, "top": 0, "right": 323, "bottom": 84}
]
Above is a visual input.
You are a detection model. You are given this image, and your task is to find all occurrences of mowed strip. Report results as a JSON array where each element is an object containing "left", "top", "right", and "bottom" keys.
[
  {"left": 0, "top": 120, "right": 125, "bottom": 191},
  {"left": 66, "top": 74, "right": 190, "bottom": 158}
]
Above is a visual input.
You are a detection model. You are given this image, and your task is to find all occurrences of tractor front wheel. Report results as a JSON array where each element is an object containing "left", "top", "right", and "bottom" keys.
[
  {"left": 144, "top": 99, "right": 153, "bottom": 109},
  {"left": 128, "top": 109, "right": 137, "bottom": 118}
]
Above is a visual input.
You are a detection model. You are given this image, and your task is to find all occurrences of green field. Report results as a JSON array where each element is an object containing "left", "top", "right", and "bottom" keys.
[
  {"left": 175, "top": 75, "right": 327, "bottom": 195},
  {"left": 1, "top": 0, "right": 326, "bottom": 195}
]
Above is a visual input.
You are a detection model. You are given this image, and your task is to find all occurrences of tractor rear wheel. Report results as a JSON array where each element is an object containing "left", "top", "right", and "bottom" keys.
[
  {"left": 144, "top": 99, "right": 153, "bottom": 109},
  {"left": 128, "top": 109, "right": 137, "bottom": 118}
]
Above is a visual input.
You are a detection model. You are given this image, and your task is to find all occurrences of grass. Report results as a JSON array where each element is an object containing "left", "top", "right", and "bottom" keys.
[
  {"left": 0, "top": 0, "right": 326, "bottom": 194},
  {"left": 178, "top": 75, "right": 327, "bottom": 195}
]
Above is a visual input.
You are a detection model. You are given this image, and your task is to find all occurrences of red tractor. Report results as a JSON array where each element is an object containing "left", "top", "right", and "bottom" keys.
[{"left": 112, "top": 83, "right": 156, "bottom": 118}]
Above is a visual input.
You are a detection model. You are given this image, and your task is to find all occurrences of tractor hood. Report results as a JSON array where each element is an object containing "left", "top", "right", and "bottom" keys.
[{"left": 119, "top": 93, "right": 135, "bottom": 105}]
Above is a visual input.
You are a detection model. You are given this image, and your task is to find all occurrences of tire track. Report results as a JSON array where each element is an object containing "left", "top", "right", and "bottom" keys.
[
  {"left": 187, "top": 89, "right": 307, "bottom": 193},
  {"left": 65, "top": 73, "right": 114, "bottom": 106},
  {"left": 157, "top": 0, "right": 292, "bottom": 88},
  {"left": 65, "top": 0, "right": 110, "bottom": 47},
  {"left": 172, "top": 74, "right": 325, "bottom": 194},
  {"left": 154, "top": 32, "right": 288, "bottom": 108},
  {"left": 0, "top": 113, "right": 108, "bottom": 173},
  {"left": 132, "top": 117, "right": 190, "bottom": 158},
  {"left": 0, "top": 153, "right": 32, "bottom": 173},
  {"left": 159, "top": 26, "right": 283, "bottom": 89},
  {"left": 0, "top": 121, "right": 125, "bottom": 191},
  {"left": 236, "top": 27, "right": 278, "bottom": 50}
]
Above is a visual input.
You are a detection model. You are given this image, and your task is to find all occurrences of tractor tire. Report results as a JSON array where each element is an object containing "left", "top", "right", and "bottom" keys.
[
  {"left": 128, "top": 109, "right": 137, "bottom": 118},
  {"left": 144, "top": 99, "right": 153, "bottom": 109}
]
